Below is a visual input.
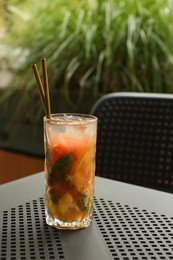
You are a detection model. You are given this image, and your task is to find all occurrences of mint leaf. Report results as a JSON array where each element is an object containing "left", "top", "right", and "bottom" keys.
[
  {"left": 48, "top": 153, "right": 72, "bottom": 186},
  {"left": 49, "top": 189, "right": 59, "bottom": 204},
  {"left": 79, "top": 193, "right": 93, "bottom": 212}
]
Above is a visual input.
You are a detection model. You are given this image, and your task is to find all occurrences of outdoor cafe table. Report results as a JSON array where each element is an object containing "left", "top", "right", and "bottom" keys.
[{"left": 1, "top": 172, "right": 173, "bottom": 260}]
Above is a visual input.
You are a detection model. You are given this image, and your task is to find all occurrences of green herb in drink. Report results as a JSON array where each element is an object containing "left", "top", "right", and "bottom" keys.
[{"left": 48, "top": 153, "right": 72, "bottom": 186}]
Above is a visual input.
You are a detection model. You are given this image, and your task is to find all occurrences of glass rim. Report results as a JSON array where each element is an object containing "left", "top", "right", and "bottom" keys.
[{"left": 44, "top": 113, "right": 97, "bottom": 125}]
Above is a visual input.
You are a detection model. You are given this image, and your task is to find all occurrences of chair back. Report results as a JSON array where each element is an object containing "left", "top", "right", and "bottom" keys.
[{"left": 91, "top": 92, "right": 173, "bottom": 192}]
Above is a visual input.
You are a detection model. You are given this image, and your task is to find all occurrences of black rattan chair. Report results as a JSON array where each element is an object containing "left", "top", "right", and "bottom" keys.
[{"left": 91, "top": 92, "right": 173, "bottom": 192}]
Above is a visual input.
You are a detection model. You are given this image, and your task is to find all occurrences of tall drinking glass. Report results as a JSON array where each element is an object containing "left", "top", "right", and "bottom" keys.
[{"left": 44, "top": 113, "right": 97, "bottom": 230}]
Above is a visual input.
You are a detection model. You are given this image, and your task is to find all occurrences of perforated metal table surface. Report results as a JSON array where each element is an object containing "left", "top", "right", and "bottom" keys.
[{"left": 1, "top": 173, "right": 173, "bottom": 260}]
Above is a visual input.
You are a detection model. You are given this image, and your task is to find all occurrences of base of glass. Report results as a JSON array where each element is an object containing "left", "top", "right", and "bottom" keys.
[{"left": 46, "top": 213, "right": 92, "bottom": 230}]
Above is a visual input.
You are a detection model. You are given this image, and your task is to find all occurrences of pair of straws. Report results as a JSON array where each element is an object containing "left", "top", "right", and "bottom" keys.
[{"left": 32, "top": 58, "right": 51, "bottom": 119}]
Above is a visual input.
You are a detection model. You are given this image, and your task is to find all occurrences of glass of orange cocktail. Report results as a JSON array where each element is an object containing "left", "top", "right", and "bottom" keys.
[{"left": 44, "top": 113, "right": 97, "bottom": 229}]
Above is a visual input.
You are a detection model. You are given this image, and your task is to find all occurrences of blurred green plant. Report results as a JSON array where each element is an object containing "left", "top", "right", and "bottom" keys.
[{"left": 1, "top": 0, "right": 173, "bottom": 121}]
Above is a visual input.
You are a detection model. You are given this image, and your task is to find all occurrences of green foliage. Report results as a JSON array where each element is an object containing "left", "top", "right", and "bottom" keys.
[{"left": 2, "top": 0, "right": 173, "bottom": 117}]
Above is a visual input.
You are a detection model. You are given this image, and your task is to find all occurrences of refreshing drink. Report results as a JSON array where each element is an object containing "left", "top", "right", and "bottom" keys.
[{"left": 44, "top": 113, "right": 97, "bottom": 229}]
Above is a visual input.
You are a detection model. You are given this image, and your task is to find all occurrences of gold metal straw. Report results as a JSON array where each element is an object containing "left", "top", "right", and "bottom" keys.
[
  {"left": 41, "top": 58, "right": 51, "bottom": 119},
  {"left": 32, "top": 58, "right": 51, "bottom": 119},
  {"left": 32, "top": 63, "right": 46, "bottom": 114}
]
